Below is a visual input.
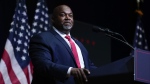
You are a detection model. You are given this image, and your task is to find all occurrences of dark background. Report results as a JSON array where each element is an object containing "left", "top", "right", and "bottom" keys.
[{"left": 0, "top": 0, "right": 150, "bottom": 64}]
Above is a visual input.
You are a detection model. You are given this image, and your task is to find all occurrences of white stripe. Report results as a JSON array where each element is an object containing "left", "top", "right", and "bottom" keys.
[
  {"left": 0, "top": 59, "right": 12, "bottom": 84},
  {"left": 5, "top": 39, "right": 28, "bottom": 84},
  {"left": 28, "top": 64, "right": 33, "bottom": 84}
]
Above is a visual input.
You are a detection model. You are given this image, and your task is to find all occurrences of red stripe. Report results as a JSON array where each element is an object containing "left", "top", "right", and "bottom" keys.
[
  {"left": 23, "top": 66, "right": 30, "bottom": 84},
  {"left": 30, "top": 62, "right": 33, "bottom": 74},
  {"left": 0, "top": 72, "right": 5, "bottom": 84},
  {"left": 23, "top": 61, "right": 33, "bottom": 84},
  {"left": 2, "top": 49, "right": 20, "bottom": 84}
]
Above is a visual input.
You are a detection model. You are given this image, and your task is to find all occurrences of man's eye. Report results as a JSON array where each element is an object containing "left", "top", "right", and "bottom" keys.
[
  {"left": 69, "top": 14, "right": 73, "bottom": 17},
  {"left": 60, "top": 14, "right": 65, "bottom": 17}
]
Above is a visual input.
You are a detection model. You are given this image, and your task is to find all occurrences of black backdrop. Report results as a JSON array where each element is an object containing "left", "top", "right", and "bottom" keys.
[{"left": 0, "top": 0, "right": 150, "bottom": 63}]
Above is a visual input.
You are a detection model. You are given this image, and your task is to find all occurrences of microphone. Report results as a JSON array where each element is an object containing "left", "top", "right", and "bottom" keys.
[
  {"left": 92, "top": 25, "right": 135, "bottom": 50},
  {"left": 92, "top": 26, "right": 119, "bottom": 35}
]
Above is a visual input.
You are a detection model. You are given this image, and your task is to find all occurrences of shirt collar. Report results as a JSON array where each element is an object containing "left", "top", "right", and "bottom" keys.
[{"left": 52, "top": 26, "right": 71, "bottom": 38}]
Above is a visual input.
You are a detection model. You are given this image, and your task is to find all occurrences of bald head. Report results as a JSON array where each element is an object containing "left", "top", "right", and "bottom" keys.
[
  {"left": 52, "top": 5, "right": 72, "bottom": 18},
  {"left": 51, "top": 5, "right": 74, "bottom": 34}
]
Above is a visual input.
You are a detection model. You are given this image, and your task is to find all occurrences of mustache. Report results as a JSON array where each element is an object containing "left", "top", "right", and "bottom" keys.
[{"left": 63, "top": 22, "right": 73, "bottom": 25}]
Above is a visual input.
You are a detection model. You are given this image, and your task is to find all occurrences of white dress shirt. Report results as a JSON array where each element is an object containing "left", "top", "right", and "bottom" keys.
[{"left": 53, "top": 27, "right": 85, "bottom": 75}]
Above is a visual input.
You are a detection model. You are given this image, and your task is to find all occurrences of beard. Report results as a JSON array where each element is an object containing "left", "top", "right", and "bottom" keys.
[{"left": 63, "top": 25, "right": 72, "bottom": 30}]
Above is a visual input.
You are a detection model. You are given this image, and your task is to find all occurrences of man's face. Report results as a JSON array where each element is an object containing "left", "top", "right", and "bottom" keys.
[{"left": 53, "top": 6, "right": 74, "bottom": 31}]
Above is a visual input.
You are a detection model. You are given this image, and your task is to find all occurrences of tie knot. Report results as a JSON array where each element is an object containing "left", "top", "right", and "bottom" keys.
[{"left": 65, "top": 35, "right": 71, "bottom": 41}]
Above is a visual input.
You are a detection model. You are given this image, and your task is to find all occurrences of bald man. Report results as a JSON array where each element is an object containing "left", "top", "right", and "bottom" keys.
[{"left": 29, "top": 4, "right": 97, "bottom": 84}]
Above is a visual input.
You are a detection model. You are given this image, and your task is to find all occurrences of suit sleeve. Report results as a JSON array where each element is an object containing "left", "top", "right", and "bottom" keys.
[{"left": 29, "top": 34, "right": 70, "bottom": 82}]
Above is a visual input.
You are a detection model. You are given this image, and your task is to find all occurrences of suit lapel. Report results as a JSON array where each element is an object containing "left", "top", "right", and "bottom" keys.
[
  {"left": 72, "top": 37, "right": 88, "bottom": 68},
  {"left": 50, "top": 28, "right": 88, "bottom": 68},
  {"left": 73, "top": 38, "right": 89, "bottom": 69},
  {"left": 50, "top": 28, "right": 75, "bottom": 60}
]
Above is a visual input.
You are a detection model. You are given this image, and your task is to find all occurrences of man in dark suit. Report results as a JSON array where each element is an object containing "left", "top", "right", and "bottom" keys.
[{"left": 29, "top": 4, "right": 97, "bottom": 84}]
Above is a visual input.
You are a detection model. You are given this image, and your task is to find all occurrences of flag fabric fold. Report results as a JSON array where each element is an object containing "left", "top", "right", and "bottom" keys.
[
  {"left": 130, "top": 14, "right": 149, "bottom": 56},
  {"left": 31, "top": 0, "right": 50, "bottom": 35},
  {"left": 133, "top": 15, "right": 149, "bottom": 51},
  {"left": 0, "top": 0, "right": 33, "bottom": 84},
  {"left": 0, "top": 0, "right": 50, "bottom": 84}
]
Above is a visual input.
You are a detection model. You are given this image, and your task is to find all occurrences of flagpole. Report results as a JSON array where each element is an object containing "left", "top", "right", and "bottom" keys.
[
  {"left": 137, "top": 0, "right": 140, "bottom": 9},
  {"left": 135, "top": 0, "right": 143, "bottom": 17}
]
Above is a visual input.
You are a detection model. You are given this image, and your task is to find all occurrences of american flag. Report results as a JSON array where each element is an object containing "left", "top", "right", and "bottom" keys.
[
  {"left": 0, "top": 0, "right": 50, "bottom": 83},
  {"left": 133, "top": 15, "right": 149, "bottom": 50},
  {"left": 31, "top": 0, "right": 50, "bottom": 35},
  {"left": 0, "top": 0, "right": 33, "bottom": 84}
]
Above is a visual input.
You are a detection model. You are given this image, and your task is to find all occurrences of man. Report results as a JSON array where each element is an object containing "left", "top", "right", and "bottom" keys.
[{"left": 29, "top": 4, "right": 97, "bottom": 84}]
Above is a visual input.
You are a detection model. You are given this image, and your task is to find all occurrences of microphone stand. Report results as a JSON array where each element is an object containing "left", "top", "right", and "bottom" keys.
[
  {"left": 92, "top": 26, "right": 135, "bottom": 51},
  {"left": 105, "top": 33, "right": 135, "bottom": 50}
]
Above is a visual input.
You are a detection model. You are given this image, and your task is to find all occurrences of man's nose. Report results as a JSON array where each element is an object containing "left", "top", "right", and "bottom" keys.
[{"left": 65, "top": 15, "right": 70, "bottom": 19}]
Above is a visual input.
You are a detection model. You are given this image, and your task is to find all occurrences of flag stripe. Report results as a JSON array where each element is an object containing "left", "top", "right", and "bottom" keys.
[
  {"left": 23, "top": 65, "right": 30, "bottom": 84},
  {"left": 27, "top": 63, "right": 33, "bottom": 84},
  {"left": 2, "top": 49, "right": 20, "bottom": 84},
  {"left": 28, "top": 63, "right": 33, "bottom": 84},
  {"left": 0, "top": 0, "right": 50, "bottom": 83},
  {"left": 3, "top": 39, "right": 28, "bottom": 84},
  {"left": 0, "top": 72, "right": 5, "bottom": 84},
  {"left": 0, "top": 60, "right": 11, "bottom": 84}
]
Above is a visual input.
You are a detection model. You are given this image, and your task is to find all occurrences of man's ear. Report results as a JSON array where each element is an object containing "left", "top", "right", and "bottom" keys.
[
  {"left": 51, "top": 16, "right": 55, "bottom": 23},
  {"left": 51, "top": 18, "right": 54, "bottom": 23}
]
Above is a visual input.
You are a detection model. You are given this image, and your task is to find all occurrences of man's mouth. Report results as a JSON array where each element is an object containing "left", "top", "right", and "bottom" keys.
[{"left": 64, "top": 22, "right": 71, "bottom": 25}]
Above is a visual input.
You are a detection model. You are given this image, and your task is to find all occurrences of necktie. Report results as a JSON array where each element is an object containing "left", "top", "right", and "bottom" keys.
[{"left": 65, "top": 35, "right": 81, "bottom": 68}]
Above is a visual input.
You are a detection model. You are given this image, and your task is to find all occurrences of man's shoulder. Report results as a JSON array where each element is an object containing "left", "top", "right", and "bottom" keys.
[
  {"left": 34, "top": 31, "right": 52, "bottom": 36},
  {"left": 30, "top": 31, "right": 53, "bottom": 40}
]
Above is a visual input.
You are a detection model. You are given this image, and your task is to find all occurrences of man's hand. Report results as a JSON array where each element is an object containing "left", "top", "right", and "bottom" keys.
[{"left": 70, "top": 68, "right": 90, "bottom": 84}]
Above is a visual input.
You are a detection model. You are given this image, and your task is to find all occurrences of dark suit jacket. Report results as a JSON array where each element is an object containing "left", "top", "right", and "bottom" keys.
[{"left": 29, "top": 28, "right": 97, "bottom": 84}]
